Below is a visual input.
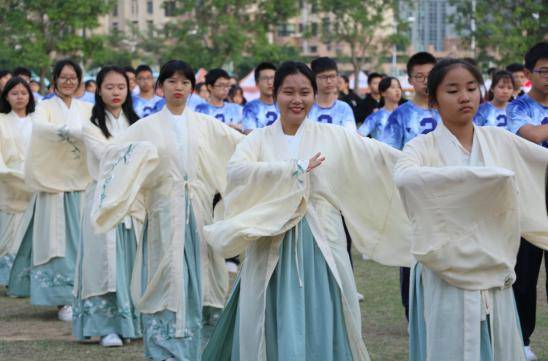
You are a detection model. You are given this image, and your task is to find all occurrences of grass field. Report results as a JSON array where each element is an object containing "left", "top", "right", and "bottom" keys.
[{"left": 0, "top": 256, "right": 546, "bottom": 360}]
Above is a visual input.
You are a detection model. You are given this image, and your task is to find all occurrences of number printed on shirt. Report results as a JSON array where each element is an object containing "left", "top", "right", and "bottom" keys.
[
  {"left": 420, "top": 117, "right": 437, "bottom": 134},
  {"left": 496, "top": 114, "right": 507, "bottom": 127},
  {"left": 266, "top": 111, "right": 278, "bottom": 126},
  {"left": 318, "top": 114, "right": 333, "bottom": 124},
  {"left": 215, "top": 114, "right": 226, "bottom": 123}
]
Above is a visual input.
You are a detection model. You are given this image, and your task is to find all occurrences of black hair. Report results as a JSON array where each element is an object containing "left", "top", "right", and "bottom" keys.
[
  {"left": 378, "top": 77, "right": 401, "bottom": 107},
  {"left": 195, "top": 82, "right": 207, "bottom": 93},
  {"left": 486, "top": 70, "right": 515, "bottom": 101},
  {"left": 157, "top": 60, "right": 195, "bottom": 89},
  {"left": 487, "top": 67, "right": 497, "bottom": 77},
  {"left": 340, "top": 75, "right": 350, "bottom": 84},
  {"left": 52, "top": 59, "right": 83, "bottom": 91},
  {"left": 90, "top": 66, "right": 139, "bottom": 139},
  {"left": 505, "top": 63, "right": 525, "bottom": 73},
  {"left": 0, "top": 70, "right": 11, "bottom": 79},
  {"left": 254, "top": 62, "right": 277, "bottom": 82},
  {"left": 310, "top": 57, "right": 338, "bottom": 75},
  {"left": 273, "top": 61, "right": 317, "bottom": 99},
  {"left": 205, "top": 68, "right": 230, "bottom": 87},
  {"left": 0, "top": 76, "right": 36, "bottom": 115},
  {"left": 427, "top": 58, "right": 484, "bottom": 107},
  {"left": 85, "top": 80, "right": 96, "bottom": 87},
  {"left": 524, "top": 42, "right": 548, "bottom": 71},
  {"left": 461, "top": 57, "right": 478, "bottom": 66},
  {"left": 367, "top": 72, "right": 383, "bottom": 85},
  {"left": 228, "top": 84, "right": 247, "bottom": 105},
  {"left": 407, "top": 51, "right": 437, "bottom": 76},
  {"left": 13, "top": 67, "right": 32, "bottom": 79},
  {"left": 135, "top": 64, "right": 153, "bottom": 77},
  {"left": 123, "top": 66, "right": 136, "bottom": 75}
]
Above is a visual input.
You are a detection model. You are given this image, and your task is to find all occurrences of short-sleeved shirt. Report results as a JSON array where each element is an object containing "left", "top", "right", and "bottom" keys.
[
  {"left": 473, "top": 102, "right": 509, "bottom": 129},
  {"left": 385, "top": 101, "right": 441, "bottom": 149},
  {"left": 242, "top": 99, "right": 279, "bottom": 130},
  {"left": 358, "top": 108, "right": 399, "bottom": 148},
  {"left": 308, "top": 100, "right": 356, "bottom": 130},
  {"left": 507, "top": 94, "right": 548, "bottom": 147},
  {"left": 195, "top": 102, "right": 243, "bottom": 125}
]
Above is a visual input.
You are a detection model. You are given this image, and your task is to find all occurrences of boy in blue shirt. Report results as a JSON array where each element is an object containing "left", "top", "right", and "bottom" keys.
[
  {"left": 132, "top": 64, "right": 163, "bottom": 118},
  {"left": 242, "top": 62, "right": 279, "bottom": 132},
  {"left": 386, "top": 51, "right": 439, "bottom": 320},
  {"left": 507, "top": 41, "right": 548, "bottom": 361},
  {"left": 195, "top": 68, "right": 243, "bottom": 130},
  {"left": 309, "top": 57, "right": 356, "bottom": 131}
]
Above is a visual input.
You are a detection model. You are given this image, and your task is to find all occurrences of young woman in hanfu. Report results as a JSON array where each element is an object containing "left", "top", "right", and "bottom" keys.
[
  {"left": 8, "top": 59, "right": 93, "bottom": 322},
  {"left": 202, "top": 61, "right": 412, "bottom": 361},
  {"left": 393, "top": 58, "right": 548, "bottom": 361},
  {"left": 90, "top": 60, "right": 243, "bottom": 361},
  {"left": 72, "top": 66, "right": 142, "bottom": 347},
  {"left": 0, "top": 77, "right": 35, "bottom": 285}
]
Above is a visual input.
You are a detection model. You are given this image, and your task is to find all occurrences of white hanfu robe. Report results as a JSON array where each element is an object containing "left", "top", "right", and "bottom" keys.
[
  {"left": 91, "top": 107, "right": 242, "bottom": 358},
  {"left": 72, "top": 111, "right": 144, "bottom": 339},
  {"left": 394, "top": 123, "right": 548, "bottom": 361},
  {"left": 204, "top": 119, "right": 412, "bottom": 361},
  {"left": 8, "top": 96, "right": 92, "bottom": 305},
  {"left": 0, "top": 111, "right": 33, "bottom": 284}
]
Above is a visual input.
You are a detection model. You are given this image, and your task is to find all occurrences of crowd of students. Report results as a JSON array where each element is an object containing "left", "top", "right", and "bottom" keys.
[{"left": 0, "top": 41, "right": 547, "bottom": 361}]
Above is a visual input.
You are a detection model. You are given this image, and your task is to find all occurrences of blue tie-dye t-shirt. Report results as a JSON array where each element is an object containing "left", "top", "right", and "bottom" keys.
[
  {"left": 385, "top": 101, "right": 441, "bottom": 150},
  {"left": 195, "top": 102, "right": 243, "bottom": 125},
  {"left": 508, "top": 94, "right": 548, "bottom": 147},
  {"left": 308, "top": 100, "right": 355, "bottom": 128},
  {"left": 473, "top": 102, "right": 509, "bottom": 129},
  {"left": 132, "top": 94, "right": 163, "bottom": 118},
  {"left": 358, "top": 108, "right": 400, "bottom": 148},
  {"left": 242, "top": 99, "right": 279, "bottom": 130}
]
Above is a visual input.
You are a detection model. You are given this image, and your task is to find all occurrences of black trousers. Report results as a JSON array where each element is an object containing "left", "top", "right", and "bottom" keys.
[
  {"left": 400, "top": 266, "right": 410, "bottom": 321},
  {"left": 513, "top": 238, "right": 548, "bottom": 346}
]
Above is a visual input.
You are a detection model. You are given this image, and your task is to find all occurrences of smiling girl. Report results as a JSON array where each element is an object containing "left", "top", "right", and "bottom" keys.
[{"left": 203, "top": 61, "right": 412, "bottom": 361}]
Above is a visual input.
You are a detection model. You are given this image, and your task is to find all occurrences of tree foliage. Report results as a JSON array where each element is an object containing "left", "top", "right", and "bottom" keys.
[{"left": 449, "top": 0, "right": 547, "bottom": 67}]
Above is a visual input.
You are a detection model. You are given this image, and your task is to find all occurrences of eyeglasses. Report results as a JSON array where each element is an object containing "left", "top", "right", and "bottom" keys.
[
  {"left": 214, "top": 83, "right": 231, "bottom": 89},
  {"left": 259, "top": 76, "right": 275, "bottom": 82},
  {"left": 532, "top": 68, "right": 548, "bottom": 78},
  {"left": 317, "top": 74, "right": 338, "bottom": 82},
  {"left": 412, "top": 73, "right": 430, "bottom": 82},
  {"left": 59, "top": 76, "right": 78, "bottom": 83}
]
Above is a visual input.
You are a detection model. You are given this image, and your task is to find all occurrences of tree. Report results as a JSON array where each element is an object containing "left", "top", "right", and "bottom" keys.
[
  {"left": 449, "top": 0, "right": 547, "bottom": 67},
  {"left": 0, "top": 0, "right": 114, "bottom": 88},
  {"left": 316, "top": 0, "right": 392, "bottom": 90},
  {"left": 157, "top": 0, "right": 300, "bottom": 73}
]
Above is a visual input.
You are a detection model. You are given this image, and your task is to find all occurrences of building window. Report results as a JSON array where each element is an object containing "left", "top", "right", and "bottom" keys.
[
  {"left": 311, "top": 23, "right": 318, "bottom": 36},
  {"left": 322, "top": 17, "right": 330, "bottom": 34},
  {"left": 298, "top": 23, "right": 305, "bottom": 33},
  {"left": 147, "top": 0, "right": 153, "bottom": 14},
  {"left": 112, "top": 3, "right": 118, "bottom": 17},
  {"left": 309, "top": 45, "right": 318, "bottom": 53},
  {"left": 147, "top": 20, "right": 154, "bottom": 36},
  {"left": 112, "top": 22, "right": 119, "bottom": 32},
  {"left": 276, "top": 23, "right": 295, "bottom": 37},
  {"left": 131, "top": 0, "right": 138, "bottom": 15},
  {"left": 164, "top": 1, "right": 176, "bottom": 17}
]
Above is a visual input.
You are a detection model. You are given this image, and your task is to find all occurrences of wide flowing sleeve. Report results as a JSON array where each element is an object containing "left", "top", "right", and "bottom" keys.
[
  {"left": 204, "top": 130, "right": 309, "bottom": 258},
  {"left": 90, "top": 125, "right": 159, "bottom": 234},
  {"left": 393, "top": 138, "right": 526, "bottom": 290},
  {"left": 333, "top": 131, "right": 412, "bottom": 267},
  {"left": 24, "top": 102, "right": 92, "bottom": 192},
  {"left": 503, "top": 132, "right": 548, "bottom": 248}
]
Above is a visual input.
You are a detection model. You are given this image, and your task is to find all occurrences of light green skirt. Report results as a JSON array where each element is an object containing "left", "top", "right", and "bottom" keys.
[
  {"left": 72, "top": 223, "right": 141, "bottom": 340},
  {"left": 7, "top": 192, "right": 80, "bottom": 306},
  {"left": 203, "top": 218, "right": 353, "bottom": 361}
]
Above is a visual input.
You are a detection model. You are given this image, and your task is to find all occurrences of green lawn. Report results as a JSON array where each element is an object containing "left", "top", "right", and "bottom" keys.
[{"left": 0, "top": 256, "right": 546, "bottom": 360}]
